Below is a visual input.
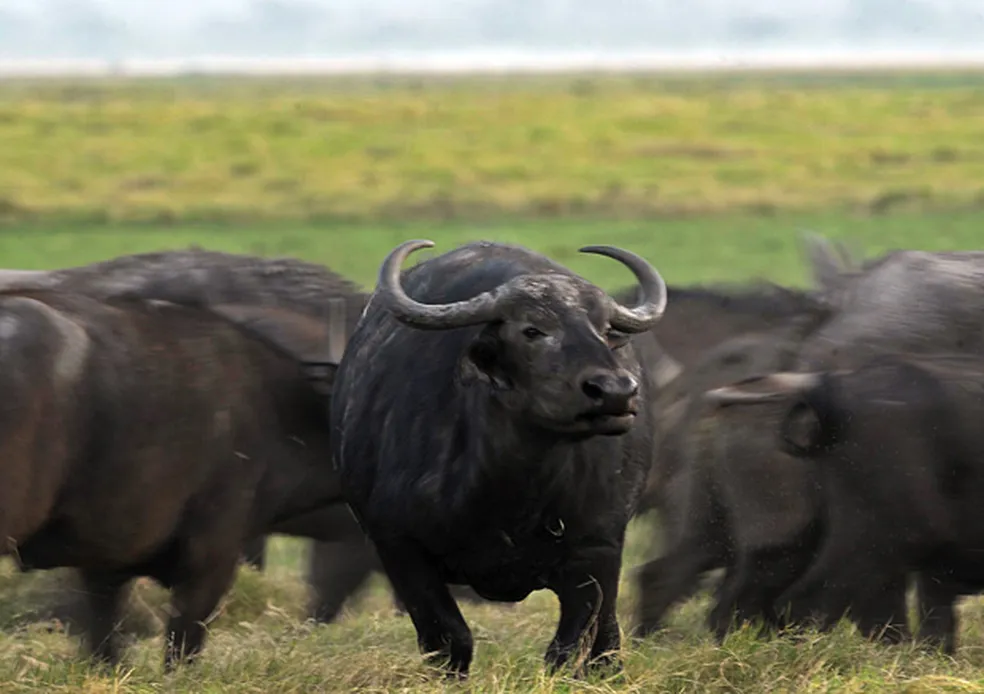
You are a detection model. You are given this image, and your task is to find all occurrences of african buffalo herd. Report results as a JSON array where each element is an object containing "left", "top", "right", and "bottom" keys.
[{"left": 0, "top": 235, "right": 983, "bottom": 676}]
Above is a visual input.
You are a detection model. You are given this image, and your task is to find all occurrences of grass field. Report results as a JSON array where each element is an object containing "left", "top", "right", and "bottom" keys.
[
  {"left": 1, "top": 70, "right": 984, "bottom": 692},
  {"left": 4, "top": 70, "right": 984, "bottom": 225},
  {"left": 1, "top": 209, "right": 984, "bottom": 692},
  {"left": 3, "top": 207, "right": 984, "bottom": 290}
]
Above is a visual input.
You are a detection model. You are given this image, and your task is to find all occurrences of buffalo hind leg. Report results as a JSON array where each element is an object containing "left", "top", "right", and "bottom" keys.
[
  {"left": 374, "top": 538, "right": 473, "bottom": 678},
  {"left": 780, "top": 576, "right": 909, "bottom": 645},
  {"left": 776, "top": 547, "right": 910, "bottom": 645},
  {"left": 241, "top": 536, "right": 266, "bottom": 572},
  {"left": 547, "top": 550, "right": 623, "bottom": 676},
  {"left": 307, "top": 540, "right": 380, "bottom": 623},
  {"left": 79, "top": 569, "right": 131, "bottom": 665},
  {"left": 915, "top": 572, "right": 959, "bottom": 655},
  {"left": 164, "top": 555, "right": 240, "bottom": 671}
]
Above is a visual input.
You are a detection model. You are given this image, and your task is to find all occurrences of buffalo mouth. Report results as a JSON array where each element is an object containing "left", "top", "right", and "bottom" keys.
[{"left": 572, "top": 405, "right": 639, "bottom": 434}]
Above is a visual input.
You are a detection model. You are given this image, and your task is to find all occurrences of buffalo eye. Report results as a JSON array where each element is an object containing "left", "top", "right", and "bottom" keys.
[
  {"left": 606, "top": 329, "right": 629, "bottom": 350},
  {"left": 522, "top": 326, "right": 545, "bottom": 340}
]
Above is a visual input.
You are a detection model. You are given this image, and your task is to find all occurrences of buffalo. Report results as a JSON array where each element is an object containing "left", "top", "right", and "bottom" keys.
[
  {"left": 705, "top": 353, "right": 984, "bottom": 653},
  {"left": 632, "top": 313, "right": 835, "bottom": 638},
  {"left": 629, "top": 235, "right": 865, "bottom": 637},
  {"left": 0, "top": 288, "right": 344, "bottom": 668},
  {"left": 0, "top": 248, "right": 501, "bottom": 627},
  {"left": 270, "top": 235, "right": 855, "bottom": 638},
  {"left": 330, "top": 239, "right": 670, "bottom": 677},
  {"left": 667, "top": 248, "right": 984, "bottom": 645}
]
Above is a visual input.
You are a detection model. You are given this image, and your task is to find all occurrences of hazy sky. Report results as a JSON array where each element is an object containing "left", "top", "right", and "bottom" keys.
[{"left": 1, "top": 0, "right": 983, "bottom": 59}]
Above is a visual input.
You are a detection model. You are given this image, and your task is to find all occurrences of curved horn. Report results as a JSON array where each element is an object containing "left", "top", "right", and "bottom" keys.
[
  {"left": 704, "top": 372, "right": 824, "bottom": 407},
  {"left": 579, "top": 246, "right": 667, "bottom": 334},
  {"left": 376, "top": 239, "right": 511, "bottom": 330}
]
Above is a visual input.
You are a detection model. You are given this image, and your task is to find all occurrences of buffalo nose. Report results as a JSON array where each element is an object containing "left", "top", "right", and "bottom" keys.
[{"left": 580, "top": 370, "right": 640, "bottom": 410}]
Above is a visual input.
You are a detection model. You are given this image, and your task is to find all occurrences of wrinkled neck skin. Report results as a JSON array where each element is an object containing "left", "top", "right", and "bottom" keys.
[{"left": 432, "top": 370, "right": 577, "bottom": 532}]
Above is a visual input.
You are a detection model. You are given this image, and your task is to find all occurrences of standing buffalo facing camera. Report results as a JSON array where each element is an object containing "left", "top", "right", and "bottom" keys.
[{"left": 330, "top": 239, "right": 669, "bottom": 677}]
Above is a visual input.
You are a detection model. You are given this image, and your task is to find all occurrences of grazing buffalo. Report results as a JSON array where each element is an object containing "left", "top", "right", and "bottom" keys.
[
  {"left": 0, "top": 288, "right": 343, "bottom": 668},
  {"left": 331, "top": 239, "right": 669, "bottom": 677},
  {"left": 705, "top": 353, "right": 984, "bottom": 653}
]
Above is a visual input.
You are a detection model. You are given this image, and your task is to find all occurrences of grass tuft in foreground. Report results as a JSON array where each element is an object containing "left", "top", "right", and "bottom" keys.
[
  {"left": 2, "top": 550, "right": 984, "bottom": 693},
  {"left": 0, "top": 523, "right": 983, "bottom": 692}
]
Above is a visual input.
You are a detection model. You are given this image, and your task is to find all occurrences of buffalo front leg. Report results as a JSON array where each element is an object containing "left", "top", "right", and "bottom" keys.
[
  {"left": 79, "top": 569, "right": 131, "bottom": 665},
  {"left": 374, "top": 538, "right": 474, "bottom": 678},
  {"left": 546, "top": 550, "right": 623, "bottom": 676},
  {"left": 164, "top": 555, "right": 240, "bottom": 671}
]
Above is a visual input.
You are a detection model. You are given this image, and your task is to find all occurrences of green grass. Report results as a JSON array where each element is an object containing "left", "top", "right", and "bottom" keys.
[
  {"left": 4, "top": 531, "right": 984, "bottom": 693},
  {"left": 4, "top": 71, "right": 984, "bottom": 225},
  {"left": 3, "top": 207, "right": 984, "bottom": 290},
  {"left": 1, "top": 209, "right": 984, "bottom": 691}
]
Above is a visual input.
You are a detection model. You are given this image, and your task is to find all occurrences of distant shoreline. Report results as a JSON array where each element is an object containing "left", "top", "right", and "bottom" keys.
[{"left": 4, "top": 49, "right": 984, "bottom": 76}]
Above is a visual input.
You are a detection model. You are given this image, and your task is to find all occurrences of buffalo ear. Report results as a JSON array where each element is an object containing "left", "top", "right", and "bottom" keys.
[{"left": 464, "top": 323, "right": 510, "bottom": 389}]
